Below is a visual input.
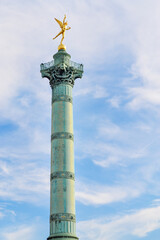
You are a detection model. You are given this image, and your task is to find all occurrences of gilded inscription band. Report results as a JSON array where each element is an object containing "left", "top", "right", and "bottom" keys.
[
  {"left": 50, "top": 213, "right": 76, "bottom": 222},
  {"left": 51, "top": 171, "right": 75, "bottom": 181},
  {"left": 51, "top": 132, "right": 74, "bottom": 141},
  {"left": 52, "top": 95, "right": 73, "bottom": 104}
]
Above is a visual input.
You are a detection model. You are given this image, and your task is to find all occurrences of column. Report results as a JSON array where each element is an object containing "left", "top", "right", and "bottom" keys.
[{"left": 40, "top": 49, "right": 83, "bottom": 240}]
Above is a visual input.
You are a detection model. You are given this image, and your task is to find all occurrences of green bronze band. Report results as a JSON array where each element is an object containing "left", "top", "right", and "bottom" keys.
[
  {"left": 51, "top": 132, "right": 74, "bottom": 141},
  {"left": 52, "top": 95, "right": 73, "bottom": 104},
  {"left": 50, "top": 213, "right": 76, "bottom": 222},
  {"left": 51, "top": 171, "right": 75, "bottom": 181},
  {"left": 47, "top": 236, "right": 78, "bottom": 240}
]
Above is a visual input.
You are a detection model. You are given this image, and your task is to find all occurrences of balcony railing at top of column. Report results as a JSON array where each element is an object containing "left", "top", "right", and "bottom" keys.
[
  {"left": 40, "top": 60, "right": 83, "bottom": 72},
  {"left": 40, "top": 60, "right": 54, "bottom": 71},
  {"left": 69, "top": 60, "right": 83, "bottom": 71}
]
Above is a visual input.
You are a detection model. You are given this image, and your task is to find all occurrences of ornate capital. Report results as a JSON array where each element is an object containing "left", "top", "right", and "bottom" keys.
[
  {"left": 50, "top": 63, "right": 76, "bottom": 87},
  {"left": 40, "top": 50, "right": 83, "bottom": 88}
]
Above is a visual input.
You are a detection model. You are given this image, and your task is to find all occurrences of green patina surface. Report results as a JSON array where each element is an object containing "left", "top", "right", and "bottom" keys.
[{"left": 40, "top": 49, "right": 83, "bottom": 240}]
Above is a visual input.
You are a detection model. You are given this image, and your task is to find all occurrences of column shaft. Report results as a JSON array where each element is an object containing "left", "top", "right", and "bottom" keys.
[{"left": 50, "top": 84, "right": 76, "bottom": 236}]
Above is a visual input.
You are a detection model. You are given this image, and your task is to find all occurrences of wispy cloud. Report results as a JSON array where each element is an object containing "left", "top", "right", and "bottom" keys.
[
  {"left": 76, "top": 180, "right": 144, "bottom": 205},
  {"left": 2, "top": 225, "right": 36, "bottom": 240},
  {"left": 0, "top": 212, "right": 4, "bottom": 219},
  {"left": 0, "top": 158, "right": 49, "bottom": 204},
  {"left": 76, "top": 117, "right": 154, "bottom": 168},
  {"left": 121, "top": 0, "right": 160, "bottom": 110},
  {"left": 77, "top": 204, "right": 160, "bottom": 240},
  {"left": 128, "top": 87, "right": 160, "bottom": 110}
]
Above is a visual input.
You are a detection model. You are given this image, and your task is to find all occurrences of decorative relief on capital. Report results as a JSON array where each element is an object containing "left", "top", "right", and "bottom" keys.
[
  {"left": 51, "top": 132, "right": 74, "bottom": 141},
  {"left": 51, "top": 171, "right": 75, "bottom": 181},
  {"left": 40, "top": 61, "right": 83, "bottom": 88},
  {"left": 50, "top": 213, "right": 76, "bottom": 222},
  {"left": 52, "top": 95, "right": 72, "bottom": 104},
  {"left": 50, "top": 64, "right": 75, "bottom": 87}
]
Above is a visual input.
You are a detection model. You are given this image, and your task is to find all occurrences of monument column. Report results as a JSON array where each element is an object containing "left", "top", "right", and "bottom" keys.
[{"left": 40, "top": 49, "right": 83, "bottom": 240}]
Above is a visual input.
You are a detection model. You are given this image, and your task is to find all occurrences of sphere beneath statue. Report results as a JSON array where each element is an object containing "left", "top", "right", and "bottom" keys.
[{"left": 58, "top": 43, "right": 66, "bottom": 51}]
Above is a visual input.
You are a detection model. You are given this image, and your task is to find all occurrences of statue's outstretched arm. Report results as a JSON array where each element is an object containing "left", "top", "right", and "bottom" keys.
[
  {"left": 63, "top": 14, "right": 66, "bottom": 24},
  {"left": 66, "top": 26, "right": 71, "bottom": 30}
]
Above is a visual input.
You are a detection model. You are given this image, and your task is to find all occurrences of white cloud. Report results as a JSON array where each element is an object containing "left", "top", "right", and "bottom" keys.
[
  {"left": 98, "top": 121, "right": 121, "bottom": 139},
  {"left": 76, "top": 180, "right": 144, "bottom": 205},
  {"left": 0, "top": 158, "right": 49, "bottom": 204},
  {"left": 128, "top": 87, "right": 160, "bottom": 110},
  {"left": 0, "top": 212, "right": 4, "bottom": 219},
  {"left": 2, "top": 225, "right": 36, "bottom": 240},
  {"left": 0, "top": 205, "right": 16, "bottom": 221},
  {"left": 74, "top": 84, "right": 107, "bottom": 99},
  {"left": 152, "top": 199, "right": 160, "bottom": 207},
  {"left": 120, "top": 0, "right": 160, "bottom": 110},
  {"left": 77, "top": 205, "right": 160, "bottom": 240},
  {"left": 75, "top": 110, "right": 160, "bottom": 170},
  {"left": 77, "top": 129, "right": 148, "bottom": 168},
  {"left": 108, "top": 97, "right": 121, "bottom": 108}
]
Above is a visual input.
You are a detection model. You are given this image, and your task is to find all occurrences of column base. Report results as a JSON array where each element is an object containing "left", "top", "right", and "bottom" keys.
[{"left": 47, "top": 233, "right": 79, "bottom": 240}]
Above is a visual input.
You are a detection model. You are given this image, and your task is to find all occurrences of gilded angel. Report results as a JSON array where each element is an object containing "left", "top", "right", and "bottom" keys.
[{"left": 53, "top": 15, "right": 71, "bottom": 45}]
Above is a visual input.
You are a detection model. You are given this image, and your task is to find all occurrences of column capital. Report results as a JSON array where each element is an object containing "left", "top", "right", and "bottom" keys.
[{"left": 40, "top": 49, "right": 83, "bottom": 88}]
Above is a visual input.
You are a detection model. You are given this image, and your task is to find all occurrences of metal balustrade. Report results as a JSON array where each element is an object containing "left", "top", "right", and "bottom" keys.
[
  {"left": 40, "top": 60, "right": 54, "bottom": 70},
  {"left": 69, "top": 60, "right": 83, "bottom": 71},
  {"left": 40, "top": 59, "right": 83, "bottom": 72}
]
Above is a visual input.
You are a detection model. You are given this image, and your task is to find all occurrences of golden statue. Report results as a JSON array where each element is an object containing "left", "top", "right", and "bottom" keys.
[{"left": 53, "top": 15, "right": 71, "bottom": 51}]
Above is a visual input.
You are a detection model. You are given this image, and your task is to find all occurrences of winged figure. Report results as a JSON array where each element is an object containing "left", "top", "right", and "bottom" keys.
[{"left": 53, "top": 15, "right": 71, "bottom": 45}]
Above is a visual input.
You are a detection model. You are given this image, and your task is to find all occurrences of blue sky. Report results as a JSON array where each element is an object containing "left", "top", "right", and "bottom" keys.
[{"left": 1, "top": 0, "right": 160, "bottom": 239}]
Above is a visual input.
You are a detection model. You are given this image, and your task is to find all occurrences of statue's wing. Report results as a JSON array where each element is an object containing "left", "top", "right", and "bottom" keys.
[{"left": 55, "top": 18, "right": 63, "bottom": 28}]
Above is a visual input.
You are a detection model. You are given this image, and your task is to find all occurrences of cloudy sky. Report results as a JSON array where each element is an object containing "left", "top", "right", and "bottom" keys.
[{"left": 1, "top": 0, "right": 160, "bottom": 239}]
